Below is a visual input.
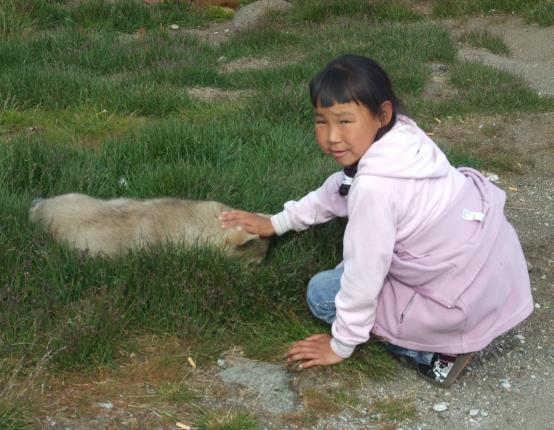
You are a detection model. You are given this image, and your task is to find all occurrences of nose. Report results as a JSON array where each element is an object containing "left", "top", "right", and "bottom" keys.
[{"left": 327, "top": 124, "right": 341, "bottom": 144}]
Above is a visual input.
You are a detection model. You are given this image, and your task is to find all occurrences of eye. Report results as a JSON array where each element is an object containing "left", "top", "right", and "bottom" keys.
[
  {"left": 340, "top": 119, "right": 352, "bottom": 125},
  {"left": 315, "top": 119, "right": 326, "bottom": 125}
]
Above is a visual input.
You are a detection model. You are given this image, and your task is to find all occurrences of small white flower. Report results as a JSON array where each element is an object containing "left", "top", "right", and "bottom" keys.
[{"left": 117, "top": 177, "right": 129, "bottom": 188}]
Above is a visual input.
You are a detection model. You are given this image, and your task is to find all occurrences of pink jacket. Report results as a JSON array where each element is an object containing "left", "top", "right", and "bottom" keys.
[{"left": 271, "top": 115, "right": 533, "bottom": 358}]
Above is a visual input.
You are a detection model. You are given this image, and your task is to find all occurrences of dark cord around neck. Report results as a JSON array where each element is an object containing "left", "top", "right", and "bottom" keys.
[{"left": 338, "top": 112, "right": 396, "bottom": 197}]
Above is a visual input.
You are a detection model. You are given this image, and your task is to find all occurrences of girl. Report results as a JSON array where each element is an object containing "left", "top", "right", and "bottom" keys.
[{"left": 219, "top": 54, "right": 533, "bottom": 387}]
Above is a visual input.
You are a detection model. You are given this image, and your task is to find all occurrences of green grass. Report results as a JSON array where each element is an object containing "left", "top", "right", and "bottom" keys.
[
  {"left": 1, "top": 0, "right": 553, "bottom": 423},
  {"left": 0, "top": 0, "right": 211, "bottom": 36},
  {"left": 197, "top": 409, "right": 258, "bottom": 430},
  {"left": 432, "top": 0, "right": 554, "bottom": 26},
  {"left": 0, "top": 401, "right": 32, "bottom": 430},
  {"left": 158, "top": 382, "right": 199, "bottom": 405}
]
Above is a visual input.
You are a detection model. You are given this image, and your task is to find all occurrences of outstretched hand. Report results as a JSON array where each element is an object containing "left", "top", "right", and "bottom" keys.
[
  {"left": 219, "top": 210, "right": 275, "bottom": 237},
  {"left": 286, "top": 333, "right": 344, "bottom": 369}
]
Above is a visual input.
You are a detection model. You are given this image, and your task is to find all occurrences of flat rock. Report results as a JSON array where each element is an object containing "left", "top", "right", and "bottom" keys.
[
  {"left": 232, "top": 0, "right": 293, "bottom": 30},
  {"left": 218, "top": 356, "right": 297, "bottom": 414}
]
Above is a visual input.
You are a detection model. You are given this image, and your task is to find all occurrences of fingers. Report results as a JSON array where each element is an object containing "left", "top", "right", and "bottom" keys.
[
  {"left": 219, "top": 211, "right": 275, "bottom": 237},
  {"left": 219, "top": 210, "right": 252, "bottom": 229},
  {"left": 297, "top": 359, "right": 318, "bottom": 370},
  {"left": 286, "top": 339, "right": 323, "bottom": 362},
  {"left": 285, "top": 333, "right": 342, "bottom": 370},
  {"left": 219, "top": 210, "right": 249, "bottom": 223},
  {"left": 305, "top": 333, "right": 327, "bottom": 341}
]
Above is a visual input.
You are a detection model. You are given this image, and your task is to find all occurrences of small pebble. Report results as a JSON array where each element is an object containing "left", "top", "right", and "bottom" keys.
[
  {"left": 535, "top": 303, "right": 541, "bottom": 309},
  {"left": 499, "top": 379, "right": 511, "bottom": 389},
  {"left": 483, "top": 171, "right": 500, "bottom": 183},
  {"left": 97, "top": 401, "right": 113, "bottom": 409},
  {"left": 170, "top": 24, "right": 179, "bottom": 30},
  {"left": 469, "top": 409, "right": 480, "bottom": 417},
  {"left": 481, "top": 410, "right": 489, "bottom": 417},
  {"left": 433, "top": 402, "right": 449, "bottom": 412},
  {"left": 217, "top": 358, "right": 226, "bottom": 367}
]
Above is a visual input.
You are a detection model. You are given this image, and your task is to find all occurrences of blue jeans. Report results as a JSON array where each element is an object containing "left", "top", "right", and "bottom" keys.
[{"left": 306, "top": 267, "right": 434, "bottom": 366}]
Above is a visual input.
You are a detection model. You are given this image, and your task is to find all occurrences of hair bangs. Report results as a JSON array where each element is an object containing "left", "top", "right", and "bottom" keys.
[{"left": 310, "top": 66, "right": 361, "bottom": 108}]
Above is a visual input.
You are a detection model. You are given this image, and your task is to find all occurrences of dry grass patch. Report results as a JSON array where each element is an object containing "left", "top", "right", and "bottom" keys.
[
  {"left": 431, "top": 114, "right": 539, "bottom": 173},
  {"left": 186, "top": 86, "right": 254, "bottom": 101},
  {"left": 368, "top": 397, "right": 417, "bottom": 427},
  {"left": 422, "top": 62, "right": 459, "bottom": 101},
  {"left": 0, "top": 108, "right": 148, "bottom": 148},
  {"left": 217, "top": 55, "right": 303, "bottom": 73},
  {"left": 26, "top": 334, "right": 214, "bottom": 428}
]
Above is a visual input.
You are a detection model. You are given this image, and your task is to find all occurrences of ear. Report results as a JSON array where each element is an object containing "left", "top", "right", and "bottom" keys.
[
  {"left": 227, "top": 227, "right": 260, "bottom": 247},
  {"left": 379, "top": 101, "right": 393, "bottom": 128},
  {"left": 237, "top": 233, "right": 261, "bottom": 248}
]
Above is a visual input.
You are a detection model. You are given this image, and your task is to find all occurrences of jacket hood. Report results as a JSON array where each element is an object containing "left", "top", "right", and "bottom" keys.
[{"left": 357, "top": 114, "right": 450, "bottom": 179}]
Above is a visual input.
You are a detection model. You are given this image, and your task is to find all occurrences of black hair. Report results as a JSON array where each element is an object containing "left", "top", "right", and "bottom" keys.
[{"left": 309, "top": 54, "right": 404, "bottom": 196}]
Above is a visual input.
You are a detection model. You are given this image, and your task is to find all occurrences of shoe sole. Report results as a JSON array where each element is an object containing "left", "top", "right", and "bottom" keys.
[{"left": 418, "top": 351, "right": 477, "bottom": 388}]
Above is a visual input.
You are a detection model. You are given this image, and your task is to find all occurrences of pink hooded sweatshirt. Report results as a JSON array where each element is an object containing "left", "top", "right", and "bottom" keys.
[{"left": 271, "top": 115, "right": 533, "bottom": 358}]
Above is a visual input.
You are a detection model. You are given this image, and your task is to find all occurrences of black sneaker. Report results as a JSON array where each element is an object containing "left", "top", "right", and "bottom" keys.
[{"left": 417, "top": 352, "right": 476, "bottom": 388}]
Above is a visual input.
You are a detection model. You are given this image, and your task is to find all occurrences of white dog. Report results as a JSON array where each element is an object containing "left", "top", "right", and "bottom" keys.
[{"left": 29, "top": 193, "right": 269, "bottom": 262}]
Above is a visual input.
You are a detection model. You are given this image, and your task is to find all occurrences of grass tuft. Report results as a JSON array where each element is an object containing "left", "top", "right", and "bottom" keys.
[
  {"left": 197, "top": 409, "right": 258, "bottom": 430},
  {"left": 370, "top": 397, "right": 418, "bottom": 424},
  {"left": 461, "top": 30, "right": 510, "bottom": 55}
]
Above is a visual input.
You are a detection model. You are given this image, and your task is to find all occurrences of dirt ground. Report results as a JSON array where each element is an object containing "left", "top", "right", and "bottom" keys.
[{"left": 29, "top": 14, "right": 553, "bottom": 430}]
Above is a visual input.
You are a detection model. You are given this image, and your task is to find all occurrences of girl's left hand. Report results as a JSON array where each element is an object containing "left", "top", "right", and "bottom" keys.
[{"left": 286, "top": 333, "right": 344, "bottom": 369}]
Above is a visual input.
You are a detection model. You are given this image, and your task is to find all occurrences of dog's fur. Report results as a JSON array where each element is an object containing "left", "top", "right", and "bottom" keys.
[{"left": 29, "top": 193, "right": 269, "bottom": 262}]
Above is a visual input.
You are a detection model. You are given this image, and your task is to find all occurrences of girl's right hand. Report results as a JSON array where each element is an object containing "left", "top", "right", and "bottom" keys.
[{"left": 219, "top": 210, "right": 275, "bottom": 237}]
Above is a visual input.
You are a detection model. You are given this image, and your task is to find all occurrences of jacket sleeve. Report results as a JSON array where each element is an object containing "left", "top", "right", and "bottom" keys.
[
  {"left": 271, "top": 172, "right": 348, "bottom": 235},
  {"left": 330, "top": 176, "right": 397, "bottom": 358}
]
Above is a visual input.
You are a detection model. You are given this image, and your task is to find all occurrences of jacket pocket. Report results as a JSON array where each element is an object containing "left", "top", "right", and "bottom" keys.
[{"left": 398, "top": 290, "right": 417, "bottom": 338}]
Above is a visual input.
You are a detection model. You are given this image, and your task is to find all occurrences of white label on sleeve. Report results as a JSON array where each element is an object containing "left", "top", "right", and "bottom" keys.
[{"left": 462, "top": 209, "right": 485, "bottom": 222}]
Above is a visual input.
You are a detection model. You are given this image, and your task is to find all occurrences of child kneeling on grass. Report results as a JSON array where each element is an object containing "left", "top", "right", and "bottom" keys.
[{"left": 220, "top": 54, "right": 533, "bottom": 387}]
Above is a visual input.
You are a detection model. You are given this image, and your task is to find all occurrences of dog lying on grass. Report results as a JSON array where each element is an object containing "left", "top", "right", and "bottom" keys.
[{"left": 29, "top": 193, "right": 269, "bottom": 263}]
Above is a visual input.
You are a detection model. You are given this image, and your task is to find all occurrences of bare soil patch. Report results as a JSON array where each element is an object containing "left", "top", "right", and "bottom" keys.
[
  {"left": 186, "top": 86, "right": 254, "bottom": 101},
  {"left": 445, "top": 15, "right": 554, "bottom": 96}
]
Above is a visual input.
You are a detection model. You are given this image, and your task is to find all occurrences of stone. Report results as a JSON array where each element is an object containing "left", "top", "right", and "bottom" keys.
[
  {"left": 232, "top": 0, "right": 293, "bottom": 30},
  {"left": 430, "top": 62, "right": 449, "bottom": 72},
  {"left": 433, "top": 402, "right": 449, "bottom": 412},
  {"left": 218, "top": 356, "right": 297, "bottom": 414},
  {"left": 499, "top": 378, "right": 511, "bottom": 389}
]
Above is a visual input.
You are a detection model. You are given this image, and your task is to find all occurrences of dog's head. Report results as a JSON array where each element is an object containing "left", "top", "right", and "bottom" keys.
[
  {"left": 29, "top": 197, "right": 45, "bottom": 225},
  {"left": 225, "top": 227, "right": 270, "bottom": 263}
]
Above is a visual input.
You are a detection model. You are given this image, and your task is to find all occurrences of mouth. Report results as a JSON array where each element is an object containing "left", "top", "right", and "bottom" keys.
[{"left": 330, "top": 149, "right": 347, "bottom": 158}]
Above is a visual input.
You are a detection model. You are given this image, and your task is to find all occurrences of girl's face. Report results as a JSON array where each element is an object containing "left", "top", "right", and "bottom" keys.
[{"left": 314, "top": 101, "right": 385, "bottom": 167}]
